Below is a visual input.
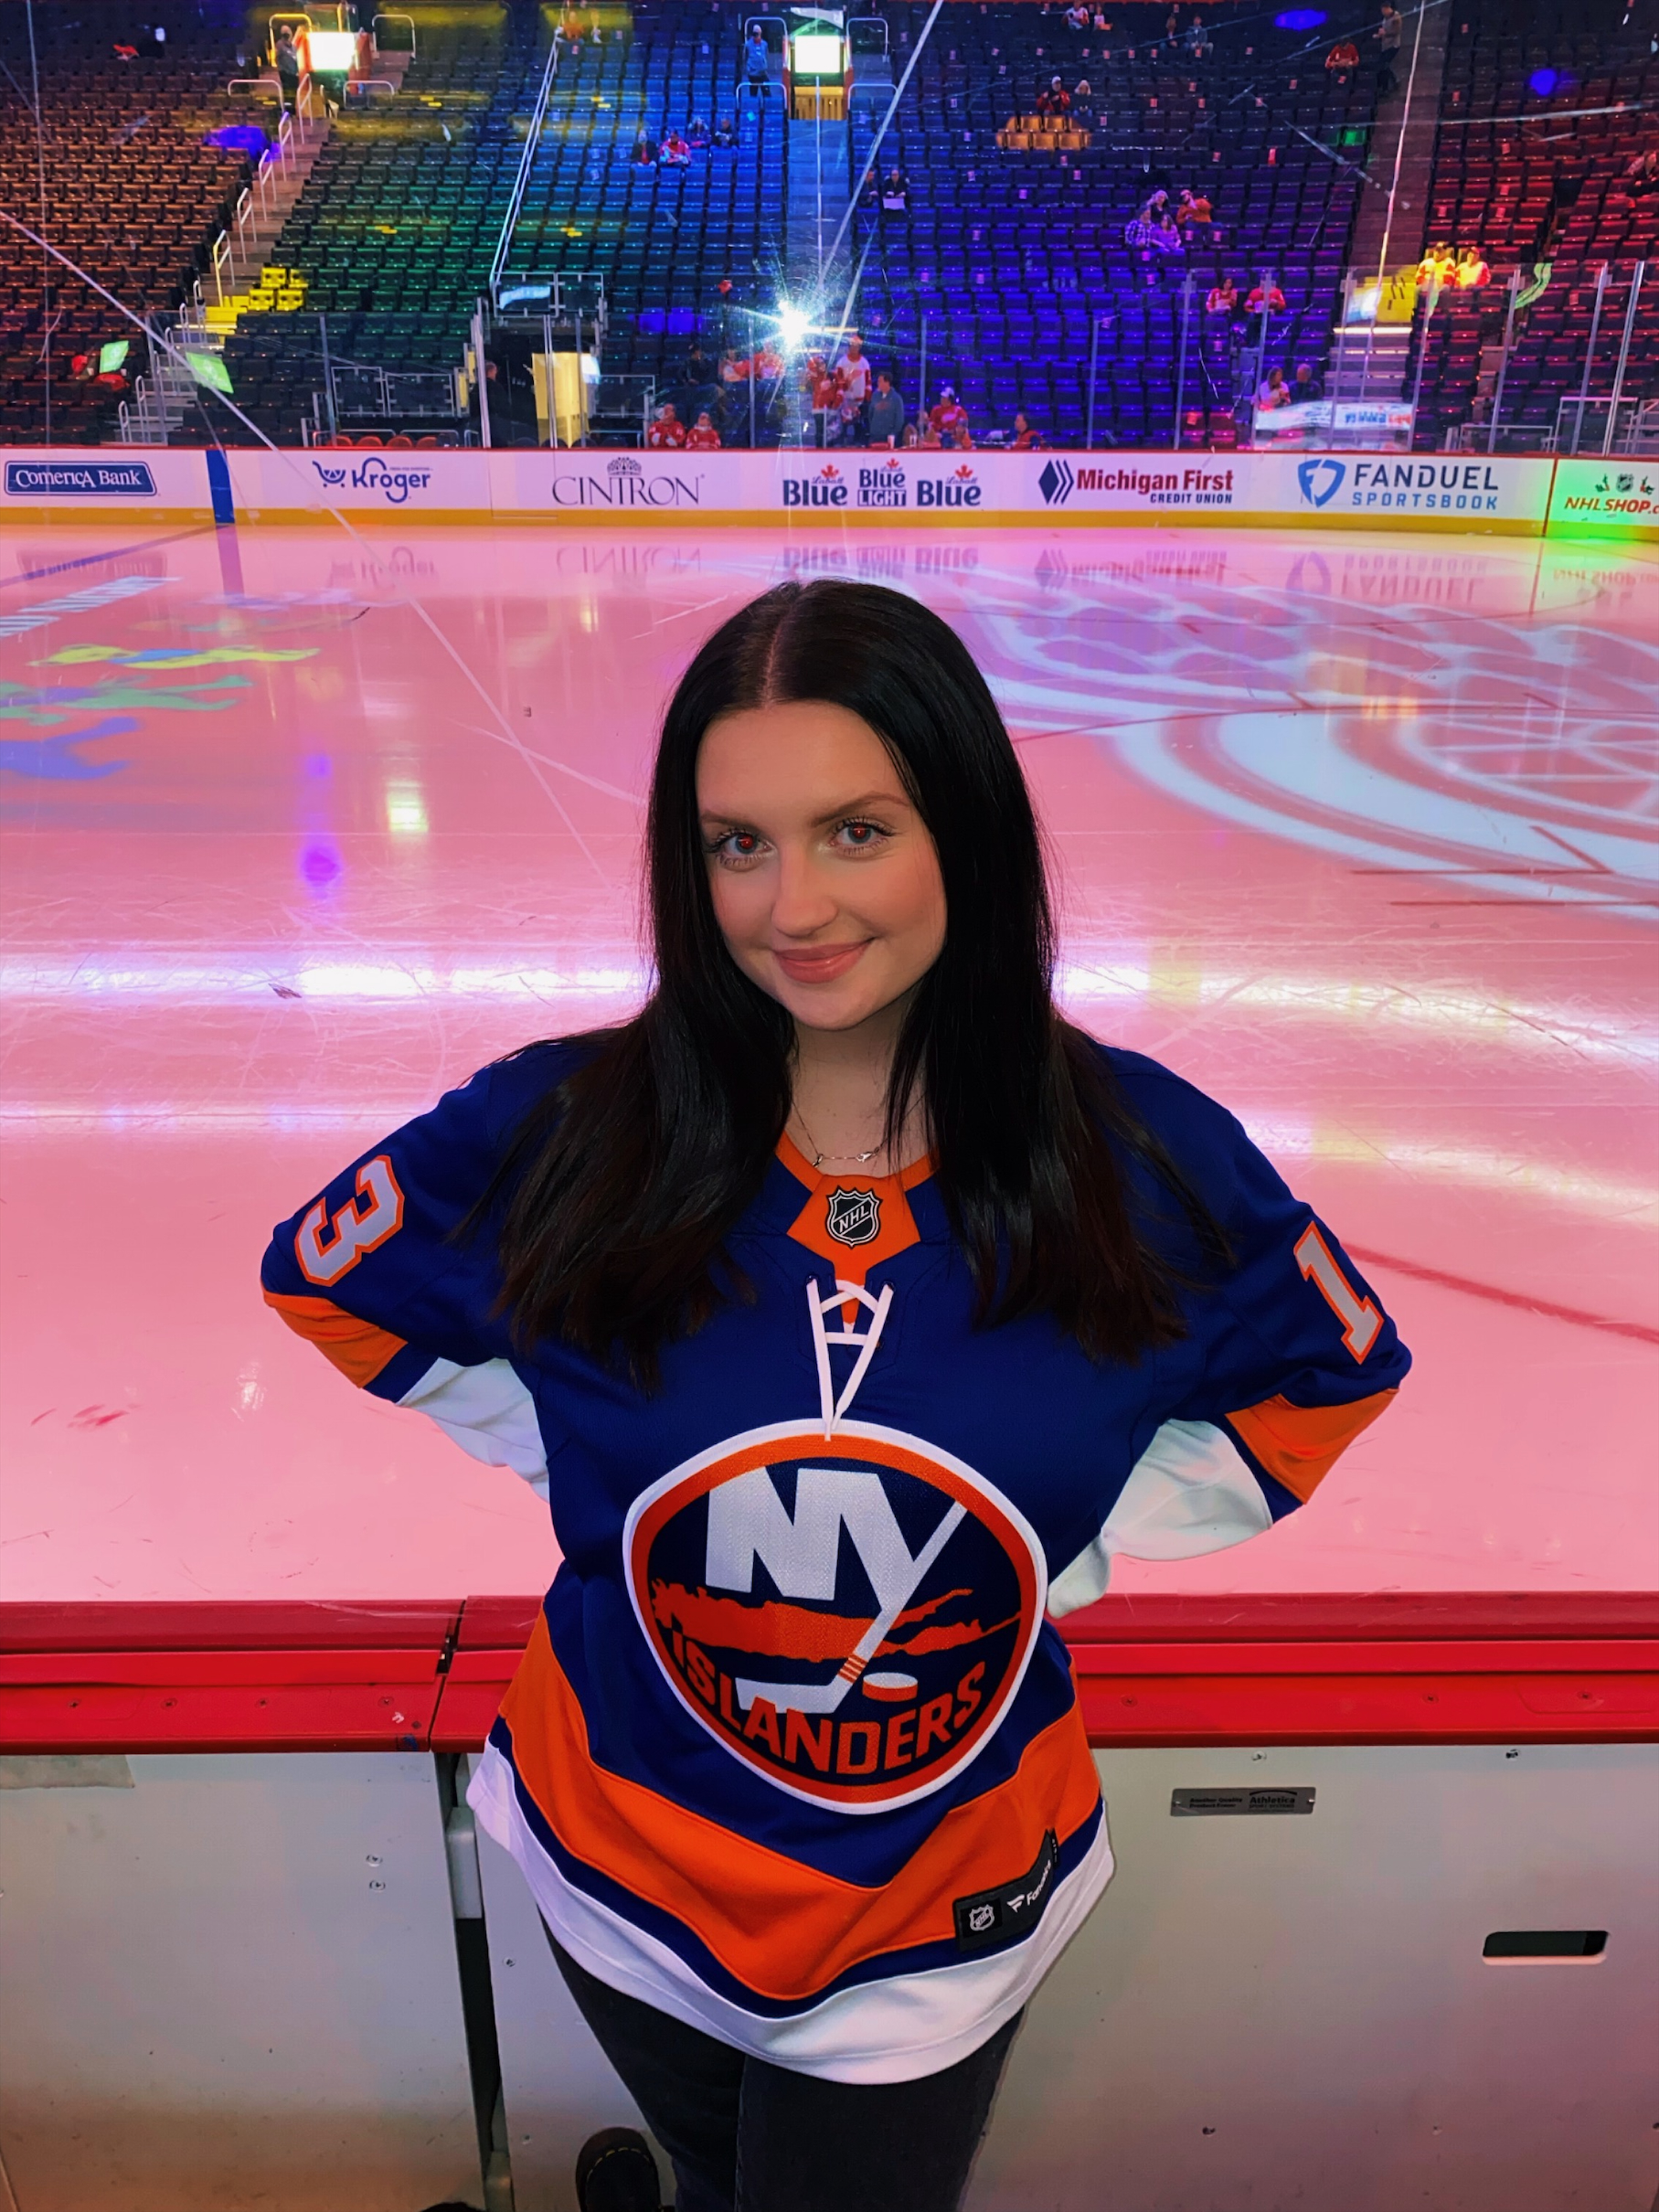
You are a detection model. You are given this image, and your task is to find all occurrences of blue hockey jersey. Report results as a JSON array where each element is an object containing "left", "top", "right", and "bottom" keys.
[{"left": 262, "top": 1040, "right": 1409, "bottom": 2082}]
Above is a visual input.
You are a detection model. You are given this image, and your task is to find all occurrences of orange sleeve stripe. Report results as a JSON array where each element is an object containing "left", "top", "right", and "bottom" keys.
[
  {"left": 1225, "top": 1388, "right": 1398, "bottom": 1504},
  {"left": 499, "top": 1614, "right": 1101, "bottom": 2004},
  {"left": 262, "top": 1290, "right": 408, "bottom": 1388}
]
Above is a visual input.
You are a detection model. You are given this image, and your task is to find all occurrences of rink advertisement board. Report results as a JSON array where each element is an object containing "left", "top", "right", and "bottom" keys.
[
  {"left": 1546, "top": 456, "right": 1659, "bottom": 540},
  {"left": 5, "top": 446, "right": 1561, "bottom": 534},
  {"left": 492, "top": 449, "right": 1558, "bottom": 531},
  {"left": 229, "top": 447, "right": 492, "bottom": 520},
  {"left": 0, "top": 449, "right": 215, "bottom": 517}
]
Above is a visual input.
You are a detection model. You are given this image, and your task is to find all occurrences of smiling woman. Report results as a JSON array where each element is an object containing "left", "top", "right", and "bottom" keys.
[{"left": 261, "top": 579, "right": 1410, "bottom": 2212}]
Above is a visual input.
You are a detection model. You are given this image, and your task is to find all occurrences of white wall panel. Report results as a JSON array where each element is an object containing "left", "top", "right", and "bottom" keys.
[{"left": 0, "top": 1753, "right": 480, "bottom": 2212}]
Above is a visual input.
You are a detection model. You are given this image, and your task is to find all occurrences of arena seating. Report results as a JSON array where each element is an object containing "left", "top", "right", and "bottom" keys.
[
  {"left": 0, "top": 2, "right": 255, "bottom": 446},
  {"left": 847, "top": 0, "right": 1378, "bottom": 444},
  {"left": 1407, "top": 0, "right": 1657, "bottom": 448}
]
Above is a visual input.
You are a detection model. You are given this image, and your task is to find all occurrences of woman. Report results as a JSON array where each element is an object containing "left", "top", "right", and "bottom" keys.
[
  {"left": 263, "top": 583, "right": 1408, "bottom": 2212},
  {"left": 1256, "top": 364, "right": 1289, "bottom": 409}
]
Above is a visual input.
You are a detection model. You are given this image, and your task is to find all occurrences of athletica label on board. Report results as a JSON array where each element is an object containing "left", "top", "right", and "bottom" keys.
[
  {"left": 952, "top": 1828, "right": 1060, "bottom": 1953},
  {"left": 623, "top": 1419, "right": 1048, "bottom": 1814}
]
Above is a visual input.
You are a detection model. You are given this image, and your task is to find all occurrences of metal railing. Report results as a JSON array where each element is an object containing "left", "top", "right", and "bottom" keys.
[
  {"left": 489, "top": 30, "right": 562, "bottom": 309},
  {"left": 372, "top": 11, "right": 416, "bottom": 56}
]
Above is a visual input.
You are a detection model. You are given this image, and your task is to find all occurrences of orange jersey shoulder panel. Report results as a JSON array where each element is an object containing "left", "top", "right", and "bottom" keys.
[
  {"left": 1226, "top": 1388, "right": 1398, "bottom": 1503},
  {"left": 500, "top": 1612, "right": 1100, "bottom": 2004},
  {"left": 263, "top": 1289, "right": 408, "bottom": 1388}
]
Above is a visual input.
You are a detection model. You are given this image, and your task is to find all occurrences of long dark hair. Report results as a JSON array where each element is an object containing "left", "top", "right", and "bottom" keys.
[{"left": 487, "top": 580, "right": 1224, "bottom": 1377}]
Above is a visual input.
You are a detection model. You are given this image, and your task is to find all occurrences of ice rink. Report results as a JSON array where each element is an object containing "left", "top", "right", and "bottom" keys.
[{"left": 4, "top": 519, "right": 1654, "bottom": 1609}]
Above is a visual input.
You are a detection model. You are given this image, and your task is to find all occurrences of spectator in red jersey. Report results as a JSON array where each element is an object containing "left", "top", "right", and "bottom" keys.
[
  {"left": 647, "top": 402, "right": 687, "bottom": 449},
  {"left": 1246, "top": 277, "right": 1286, "bottom": 316},
  {"left": 685, "top": 409, "right": 722, "bottom": 450},
  {"left": 929, "top": 386, "right": 969, "bottom": 441},
  {"left": 1176, "top": 187, "right": 1211, "bottom": 236},
  {"left": 951, "top": 421, "right": 975, "bottom": 452},
  {"left": 1206, "top": 273, "right": 1239, "bottom": 315},
  {"left": 1454, "top": 245, "right": 1491, "bottom": 290},
  {"left": 1011, "top": 410, "right": 1042, "bottom": 449},
  {"left": 834, "top": 334, "right": 872, "bottom": 439},
  {"left": 660, "top": 128, "right": 691, "bottom": 165},
  {"left": 1324, "top": 36, "right": 1358, "bottom": 80}
]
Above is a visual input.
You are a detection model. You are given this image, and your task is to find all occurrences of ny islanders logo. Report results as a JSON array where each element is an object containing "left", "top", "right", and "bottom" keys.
[{"left": 625, "top": 1419, "right": 1046, "bottom": 1813}]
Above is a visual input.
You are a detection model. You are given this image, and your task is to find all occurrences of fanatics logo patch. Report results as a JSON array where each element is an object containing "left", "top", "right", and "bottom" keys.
[
  {"left": 953, "top": 1829, "right": 1059, "bottom": 1953},
  {"left": 623, "top": 1419, "right": 1048, "bottom": 1814},
  {"left": 824, "top": 1186, "right": 881, "bottom": 1247}
]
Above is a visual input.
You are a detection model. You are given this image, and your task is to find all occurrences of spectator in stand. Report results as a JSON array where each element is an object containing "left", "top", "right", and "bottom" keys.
[
  {"left": 713, "top": 113, "right": 738, "bottom": 146},
  {"left": 1290, "top": 361, "right": 1323, "bottom": 401},
  {"left": 274, "top": 24, "right": 301, "bottom": 108},
  {"left": 1066, "top": 2, "right": 1090, "bottom": 27},
  {"left": 880, "top": 165, "right": 910, "bottom": 210},
  {"left": 929, "top": 385, "right": 969, "bottom": 441},
  {"left": 1207, "top": 272, "right": 1239, "bottom": 315},
  {"left": 1164, "top": 6, "right": 1180, "bottom": 40},
  {"left": 633, "top": 127, "right": 658, "bottom": 165},
  {"left": 1186, "top": 14, "right": 1212, "bottom": 58},
  {"left": 1373, "top": 1, "right": 1402, "bottom": 97},
  {"left": 1623, "top": 148, "right": 1659, "bottom": 196},
  {"left": 647, "top": 402, "right": 687, "bottom": 448},
  {"left": 660, "top": 127, "right": 692, "bottom": 165},
  {"left": 1176, "top": 186, "right": 1212, "bottom": 235},
  {"left": 687, "top": 115, "right": 710, "bottom": 148},
  {"left": 834, "top": 334, "right": 873, "bottom": 440},
  {"left": 867, "top": 371, "right": 906, "bottom": 447},
  {"left": 1011, "top": 409, "right": 1042, "bottom": 449},
  {"left": 951, "top": 421, "right": 975, "bottom": 452},
  {"left": 685, "top": 409, "right": 722, "bottom": 450},
  {"left": 1324, "top": 36, "right": 1358, "bottom": 80},
  {"left": 744, "top": 25, "right": 771, "bottom": 91},
  {"left": 1072, "top": 78, "right": 1095, "bottom": 123},
  {"left": 1247, "top": 276, "right": 1286, "bottom": 316},
  {"left": 1037, "top": 75, "right": 1072, "bottom": 120},
  {"left": 1256, "top": 366, "right": 1290, "bottom": 410},
  {"left": 1454, "top": 245, "right": 1491, "bottom": 290},
  {"left": 1138, "top": 185, "right": 1171, "bottom": 222}
]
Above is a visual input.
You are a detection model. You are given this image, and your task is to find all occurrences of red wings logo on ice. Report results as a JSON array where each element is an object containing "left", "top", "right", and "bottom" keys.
[{"left": 624, "top": 1420, "right": 1047, "bottom": 1813}]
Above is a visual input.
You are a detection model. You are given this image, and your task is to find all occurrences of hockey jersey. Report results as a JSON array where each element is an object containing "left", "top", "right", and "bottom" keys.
[{"left": 261, "top": 1040, "right": 1409, "bottom": 2083}]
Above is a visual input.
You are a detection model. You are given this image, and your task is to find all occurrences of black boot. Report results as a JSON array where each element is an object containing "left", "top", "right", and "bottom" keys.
[{"left": 576, "top": 2126, "right": 664, "bottom": 2212}]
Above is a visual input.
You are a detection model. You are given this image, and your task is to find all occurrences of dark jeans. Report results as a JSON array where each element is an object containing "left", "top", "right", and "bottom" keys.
[{"left": 548, "top": 1930, "right": 1021, "bottom": 2212}]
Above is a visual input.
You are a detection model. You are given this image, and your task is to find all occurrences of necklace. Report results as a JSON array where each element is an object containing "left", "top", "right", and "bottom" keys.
[{"left": 792, "top": 1108, "right": 884, "bottom": 1171}]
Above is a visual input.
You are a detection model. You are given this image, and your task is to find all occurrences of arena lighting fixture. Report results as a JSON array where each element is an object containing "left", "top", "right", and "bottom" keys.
[
  {"left": 303, "top": 28, "right": 358, "bottom": 69},
  {"left": 791, "top": 30, "right": 844, "bottom": 74},
  {"left": 775, "top": 302, "right": 812, "bottom": 349},
  {"left": 1273, "top": 8, "right": 1326, "bottom": 26}
]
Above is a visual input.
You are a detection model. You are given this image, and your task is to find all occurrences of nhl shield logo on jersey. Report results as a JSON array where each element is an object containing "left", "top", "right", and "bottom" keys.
[
  {"left": 824, "top": 1186, "right": 881, "bottom": 1247},
  {"left": 623, "top": 1420, "right": 1047, "bottom": 1812}
]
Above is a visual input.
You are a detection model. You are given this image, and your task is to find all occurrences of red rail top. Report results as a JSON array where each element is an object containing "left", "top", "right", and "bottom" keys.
[{"left": 2, "top": 1592, "right": 1654, "bottom": 1755}]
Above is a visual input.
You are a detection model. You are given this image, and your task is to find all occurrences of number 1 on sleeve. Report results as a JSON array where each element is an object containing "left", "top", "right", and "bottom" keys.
[{"left": 1293, "top": 1223, "right": 1382, "bottom": 1361}]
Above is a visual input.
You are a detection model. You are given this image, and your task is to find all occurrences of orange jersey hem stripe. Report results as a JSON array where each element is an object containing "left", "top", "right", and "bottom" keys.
[
  {"left": 263, "top": 1289, "right": 408, "bottom": 1388},
  {"left": 1226, "top": 1388, "right": 1398, "bottom": 1502},
  {"left": 500, "top": 1614, "right": 1101, "bottom": 2004}
]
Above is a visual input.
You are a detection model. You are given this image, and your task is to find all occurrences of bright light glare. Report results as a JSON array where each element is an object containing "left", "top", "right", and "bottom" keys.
[
  {"left": 776, "top": 303, "right": 811, "bottom": 349},
  {"left": 792, "top": 31, "right": 844, "bottom": 73}
]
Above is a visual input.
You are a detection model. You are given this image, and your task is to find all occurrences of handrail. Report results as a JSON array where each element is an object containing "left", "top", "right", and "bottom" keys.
[
  {"left": 489, "top": 28, "right": 561, "bottom": 305},
  {"left": 373, "top": 12, "right": 416, "bottom": 57},
  {"left": 267, "top": 11, "right": 314, "bottom": 65}
]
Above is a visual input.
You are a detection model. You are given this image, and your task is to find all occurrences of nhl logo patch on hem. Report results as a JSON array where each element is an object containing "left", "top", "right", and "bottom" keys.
[
  {"left": 824, "top": 1186, "right": 881, "bottom": 1247},
  {"left": 952, "top": 1829, "right": 1059, "bottom": 1953}
]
